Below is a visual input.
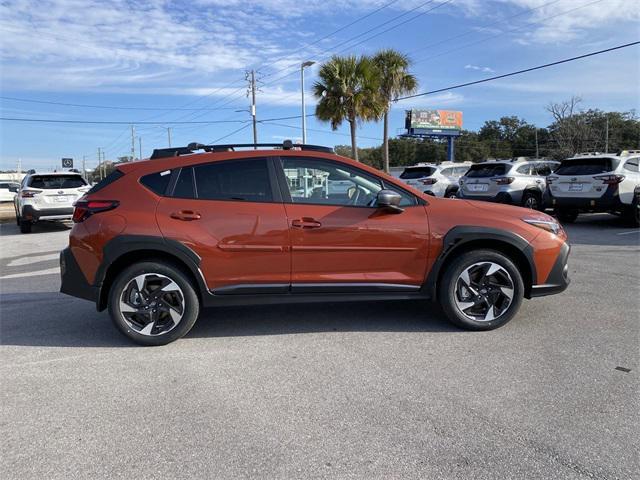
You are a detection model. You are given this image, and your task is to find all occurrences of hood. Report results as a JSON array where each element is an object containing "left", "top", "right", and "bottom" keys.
[{"left": 463, "top": 199, "right": 555, "bottom": 222}]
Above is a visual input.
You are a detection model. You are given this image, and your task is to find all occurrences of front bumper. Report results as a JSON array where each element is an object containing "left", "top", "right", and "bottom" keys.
[
  {"left": 60, "top": 247, "right": 99, "bottom": 303},
  {"left": 529, "top": 242, "right": 571, "bottom": 297},
  {"left": 23, "top": 204, "right": 74, "bottom": 221}
]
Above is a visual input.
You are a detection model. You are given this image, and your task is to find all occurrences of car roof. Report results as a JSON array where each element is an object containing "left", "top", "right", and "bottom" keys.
[{"left": 27, "top": 171, "right": 83, "bottom": 176}]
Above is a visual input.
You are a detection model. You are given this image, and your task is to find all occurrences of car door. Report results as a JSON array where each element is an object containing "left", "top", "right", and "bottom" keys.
[
  {"left": 275, "top": 156, "right": 430, "bottom": 292},
  {"left": 154, "top": 157, "right": 291, "bottom": 293}
]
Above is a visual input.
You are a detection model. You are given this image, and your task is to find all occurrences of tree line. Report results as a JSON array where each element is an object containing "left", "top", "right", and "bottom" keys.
[{"left": 332, "top": 102, "right": 639, "bottom": 170}]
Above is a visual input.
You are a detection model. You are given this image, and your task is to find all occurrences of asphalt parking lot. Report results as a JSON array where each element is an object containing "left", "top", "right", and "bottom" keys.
[{"left": 0, "top": 214, "right": 638, "bottom": 479}]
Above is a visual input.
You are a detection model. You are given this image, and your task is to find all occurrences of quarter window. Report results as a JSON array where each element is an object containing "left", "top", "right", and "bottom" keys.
[
  {"left": 623, "top": 158, "right": 639, "bottom": 172},
  {"left": 194, "top": 158, "right": 272, "bottom": 202},
  {"left": 140, "top": 170, "right": 172, "bottom": 195},
  {"left": 516, "top": 164, "right": 532, "bottom": 175}
]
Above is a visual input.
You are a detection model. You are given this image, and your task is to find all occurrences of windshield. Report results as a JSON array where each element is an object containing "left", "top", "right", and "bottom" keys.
[
  {"left": 554, "top": 157, "right": 618, "bottom": 175},
  {"left": 400, "top": 166, "right": 436, "bottom": 179},
  {"left": 466, "top": 164, "right": 508, "bottom": 178},
  {"left": 28, "top": 175, "right": 87, "bottom": 189}
]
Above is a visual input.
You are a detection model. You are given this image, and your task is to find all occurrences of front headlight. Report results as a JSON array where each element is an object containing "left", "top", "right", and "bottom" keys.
[{"left": 522, "top": 218, "right": 562, "bottom": 235}]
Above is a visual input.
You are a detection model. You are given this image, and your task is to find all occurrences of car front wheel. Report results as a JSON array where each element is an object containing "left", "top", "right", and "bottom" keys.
[
  {"left": 438, "top": 250, "right": 524, "bottom": 330},
  {"left": 108, "top": 261, "right": 200, "bottom": 346}
]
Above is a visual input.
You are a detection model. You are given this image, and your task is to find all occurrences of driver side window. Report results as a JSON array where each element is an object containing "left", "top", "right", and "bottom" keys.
[{"left": 281, "top": 157, "right": 382, "bottom": 207}]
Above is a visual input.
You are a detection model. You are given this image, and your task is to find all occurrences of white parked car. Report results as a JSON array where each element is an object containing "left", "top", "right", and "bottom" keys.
[
  {"left": 398, "top": 162, "right": 471, "bottom": 198},
  {"left": 14, "top": 171, "right": 90, "bottom": 233},
  {"left": 547, "top": 151, "right": 640, "bottom": 226},
  {"left": 0, "top": 182, "right": 20, "bottom": 202}
]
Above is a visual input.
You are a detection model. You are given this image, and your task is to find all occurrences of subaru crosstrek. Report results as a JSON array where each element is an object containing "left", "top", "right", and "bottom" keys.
[
  {"left": 547, "top": 151, "right": 639, "bottom": 226},
  {"left": 60, "top": 141, "right": 570, "bottom": 345},
  {"left": 398, "top": 162, "right": 471, "bottom": 198},
  {"left": 458, "top": 159, "right": 559, "bottom": 210}
]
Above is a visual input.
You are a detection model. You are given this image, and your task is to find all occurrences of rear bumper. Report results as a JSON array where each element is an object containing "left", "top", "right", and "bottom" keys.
[
  {"left": 529, "top": 242, "right": 571, "bottom": 298},
  {"left": 457, "top": 191, "right": 520, "bottom": 205},
  {"left": 549, "top": 186, "right": 623, "bottom": 211},
  {"left": 60, "top": 248, "right": 99, "bottom": 303},
  {"left": 23, "top": 204, "right": 74, "bottom": 221}
]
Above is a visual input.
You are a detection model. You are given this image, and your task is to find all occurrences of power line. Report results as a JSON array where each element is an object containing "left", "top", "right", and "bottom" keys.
[
  {"left": 396, "top": 41, "right": 640, "bottom": 101},
  {"left": 0, "top": 117, "right": 248, "bottom": 125},
  {"left": 209, "top": 124, "right": 252, "bottom": 143},
  {"left": 0, "top": 96, "right": 242, "bottom": 111}
]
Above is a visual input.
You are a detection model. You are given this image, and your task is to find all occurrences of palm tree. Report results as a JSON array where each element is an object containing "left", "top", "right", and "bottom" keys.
[
  {"left": 313, "top": 55, "right": 383, "bottom": 161},
  {"left": 373, "top": 49, "right": 418, "bottom": 173}
]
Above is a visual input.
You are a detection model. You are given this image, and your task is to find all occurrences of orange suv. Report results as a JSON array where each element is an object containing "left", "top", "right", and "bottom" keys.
[{"left": 60, "top": 141, "right": 570, "bottom": 345}]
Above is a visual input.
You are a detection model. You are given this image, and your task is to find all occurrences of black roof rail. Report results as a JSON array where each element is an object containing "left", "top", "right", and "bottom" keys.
[{"left": 150, "top": 140, "right": 333, "bottom": 159}]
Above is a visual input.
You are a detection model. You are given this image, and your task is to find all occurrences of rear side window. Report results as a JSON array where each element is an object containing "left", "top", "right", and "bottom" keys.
[
  {"left": 140, "top": 170, "right": 172, "bottom": 195},
  {"left": 623, "top": 158, "right": 639, "bottom": 172},
  {"left": 29, "top": 175, "right": 86, "bottom": 189},
  {"left": 534, "top": 163, "right": 552, "bottom": 176},
  {"left": 516, "top": 164, "right": 532, "bottom": 175},
  {"left": 400, "top": 167, "right": 436, "bottom": 179},
  {"left": 466, "top": 164, "right": 508, "bottom": 178},
  {"left": 440, "top": 168, "right": 453, "bottom": 176},
  {"left": 173, "top": 167, "right": 195, "bottom": 198},
  {"left": 88, "top": 169, "right": 124, "bottom": 194},
  {"left": 194, "top": 159, "right": 272, "bottom": 202},
  {"left": 555, "top": 157, "right": 618, "bottom": 175}
]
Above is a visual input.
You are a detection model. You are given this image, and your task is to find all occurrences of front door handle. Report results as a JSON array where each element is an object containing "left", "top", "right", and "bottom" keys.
[
  {"left": 170, "top": 210, "right": 201, "bottom": 221},
  {"left": 292, "top": 217, "right": 322, "bottom": 229}
]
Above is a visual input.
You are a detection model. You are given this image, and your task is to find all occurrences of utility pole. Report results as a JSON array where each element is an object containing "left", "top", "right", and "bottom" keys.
[
  {"left": 605, "top": 116, "right": 609, "bottom": 153},
  {"left": 301, "top": 61, "right": 315, "bottom": 144},
  {"left": 535, "top": 128, "right": 539, "bottom": 159},
  {"left": 139, "top": 136, "right": 143, "bottom": 160},
  {"left": 97, "top": 148, "right": 102, "bottom": 181},
  {"left": 167, "top": 127, "right": 172, "bottom": 147},
  {"left": 130, "top": 125, "right": 136, "bottom": 160},
  {"left": 250, "top": 70, "right": 257, "bottom": 147}
]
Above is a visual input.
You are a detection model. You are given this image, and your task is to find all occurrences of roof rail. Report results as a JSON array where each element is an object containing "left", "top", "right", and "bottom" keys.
[{"left": 150, "top": 139, "right": 333, "bottom": 159}]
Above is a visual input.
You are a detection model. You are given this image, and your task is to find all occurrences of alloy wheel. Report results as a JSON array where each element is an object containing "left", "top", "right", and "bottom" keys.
[
  {"left": 524, "top": 195, "right": 538, "bottom": 209},
  {"left": 454, "top": 262, "right": 514, "bottom": 322},
  {"left": 119, "top": 273, "right": 185, "bottom": 336}
]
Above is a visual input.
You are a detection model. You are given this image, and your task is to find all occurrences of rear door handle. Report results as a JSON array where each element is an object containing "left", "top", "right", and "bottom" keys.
[
  {"left": 170, "top": 210, "right": 201, "bottom": 221},
  {"left": 292, "top": 218, "right": 322, "bottom": 229}
]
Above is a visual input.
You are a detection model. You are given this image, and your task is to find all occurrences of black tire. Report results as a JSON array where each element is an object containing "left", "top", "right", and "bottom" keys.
[
  {"left": 108, "top": 261, "right": 200, "bottom": 346},
  {"left": 522, "top": 191, "right": 541, "bottom": 210},
  {"left": 438, "top": 249, "right": 524, "bottom": 331},
  {"left": 19, "top": 219, "right": 32, "bottom": 233},
  {"left": 444, "top": 187, "right": 458, "bottom": 199},
  {"left": 624, "top": 193, "right": 639, "bottom": 228},
  {"left": 555, "top": 208, "right": 579, "bottom": 223}
]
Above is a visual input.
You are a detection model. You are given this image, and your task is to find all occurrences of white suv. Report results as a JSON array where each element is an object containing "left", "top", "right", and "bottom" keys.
[
  {"left": 398, "top": 162, "right": 471, "bottom": 198},
  {"left": 547, "top": 151, "right": 640, "bottom": 226},
  {"left": 14, "top": 171, "right": 89, "bottom": 233}
]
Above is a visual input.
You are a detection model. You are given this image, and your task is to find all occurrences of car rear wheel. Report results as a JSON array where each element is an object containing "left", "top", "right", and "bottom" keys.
[
  {"left": 555, "top": 208, "right": 579, "bottom": 223},
  {"left": 522, "top": 191, "right": 540, "bottom": 210},
  {"left": 444, "top": 187, "right": 458, "bottom": 199},
  {"left": 108, "top": 261, "right": 200, "bottom": 346},
  {"left": 438, "top": 250, "right": 524, "bottom": 331},
  {"left": 19, "top": 219, "right": 32, "bottom": 233}
]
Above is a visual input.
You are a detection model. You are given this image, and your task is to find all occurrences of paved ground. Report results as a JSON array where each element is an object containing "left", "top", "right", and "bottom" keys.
[{"left": 1, "top": 215, "right": 638, "bottom": 479}]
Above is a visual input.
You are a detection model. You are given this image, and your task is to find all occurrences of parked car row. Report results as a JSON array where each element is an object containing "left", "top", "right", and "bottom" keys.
[{"left": 396, "top": 151, "right": 640, "bottom": 226}]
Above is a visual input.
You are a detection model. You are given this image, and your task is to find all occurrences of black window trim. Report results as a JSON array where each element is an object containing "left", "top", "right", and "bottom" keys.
[
  {"left": 163, "top": 157, "right": 282, "bottom": 204},
  {"left": 273, "top": 156, "right": 424, "bottom": 208}
]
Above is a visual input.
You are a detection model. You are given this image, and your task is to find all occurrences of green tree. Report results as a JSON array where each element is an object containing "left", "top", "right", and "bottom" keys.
[
  {"left": 313, "top": 55, "right": 383, "bottom": 161},
  {"left": 372, "top": 50, "right": 418, "bottom": 173}
]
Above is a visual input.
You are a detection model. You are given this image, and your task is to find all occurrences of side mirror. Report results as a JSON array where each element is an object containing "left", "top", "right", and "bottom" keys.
[{"left": 376, "top": 189, "right": 404, "bottom": 213}]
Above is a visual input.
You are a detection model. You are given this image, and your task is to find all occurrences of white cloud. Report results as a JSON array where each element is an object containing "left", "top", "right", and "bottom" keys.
[{"left": 465, "top": 64, "right": 495, "bottom": 73}]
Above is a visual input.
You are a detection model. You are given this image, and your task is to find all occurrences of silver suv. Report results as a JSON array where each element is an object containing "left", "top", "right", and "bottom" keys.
[
  {"left": 457, "top": 159, "right": 559, "bottom": 210},
  {"left": 398, "top": 162, "right": 471, "bottom": 198}
]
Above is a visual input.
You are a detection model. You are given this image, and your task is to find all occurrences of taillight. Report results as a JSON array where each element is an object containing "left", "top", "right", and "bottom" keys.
[
  {"left": 593, "top": 174, "right": 625, "bottom": 185},
  {"left": 491, "top": 177, "right": 515, "bottom": 185},
  {"left": 72, "top": 199, "right": 119, "bottom": 223},
  {"left": 21, "top": 189, "right": 42, "bottom": 198},
  {"left": 420, "top": 178, "right": 438, "bottom": 185}
]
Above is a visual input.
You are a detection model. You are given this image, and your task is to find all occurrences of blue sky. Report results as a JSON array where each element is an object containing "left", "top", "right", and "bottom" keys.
[{"left": 0, "top": 0, "right": 638, "bottom": 171}]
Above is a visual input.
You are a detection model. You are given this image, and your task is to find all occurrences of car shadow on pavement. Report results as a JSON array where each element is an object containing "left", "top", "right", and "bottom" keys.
[
  {"left": 0, "top": 221, "right": 71, "bottom": 237},
  {"left": 561, "top": 213, "right": 639, "bottom": 247},
  {"left": 0, "top": 292, "right": 457, "bottom": 348}
]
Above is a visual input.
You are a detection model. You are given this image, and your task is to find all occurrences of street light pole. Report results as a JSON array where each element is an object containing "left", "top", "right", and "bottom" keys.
[{"left": 301, "top": 61, "right": 315, "bottom": 144}]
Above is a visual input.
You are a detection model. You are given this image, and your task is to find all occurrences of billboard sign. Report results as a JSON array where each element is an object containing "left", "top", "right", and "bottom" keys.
[{"left": 407, "top": 110, "right": 463, "bottom": 132}]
